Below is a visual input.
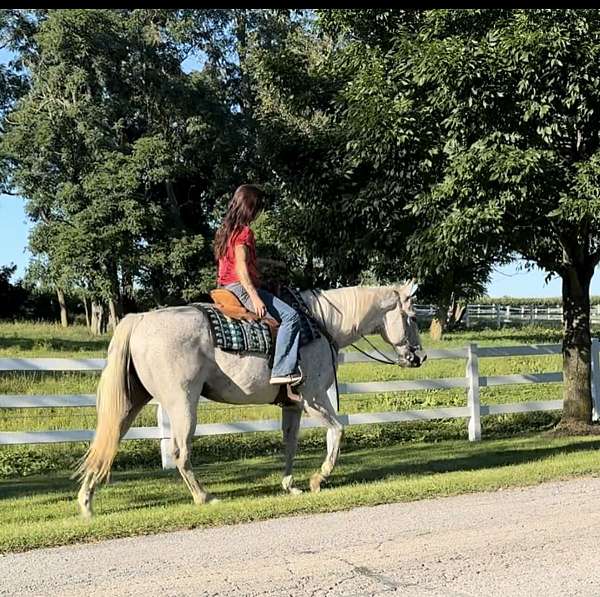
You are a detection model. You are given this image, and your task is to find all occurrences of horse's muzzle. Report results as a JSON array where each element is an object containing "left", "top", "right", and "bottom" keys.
[{"left": 408, "top": 348, "right": 427, "bottom": 368}]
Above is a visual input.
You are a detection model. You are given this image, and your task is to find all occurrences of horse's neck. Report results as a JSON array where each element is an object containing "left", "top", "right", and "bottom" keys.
[{"left": 301, "top": 286, "right": 390, "bottom": 349}]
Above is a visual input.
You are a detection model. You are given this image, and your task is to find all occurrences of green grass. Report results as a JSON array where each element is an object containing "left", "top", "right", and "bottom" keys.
[
  {"left": 0, "top": 321, "right": 109, "bottom": 358},
  {"left": 0, "top": 321, "right": 568, "bottom": 477},
  {"left": 1, "top": 434, "right": 600, "bottom": 553}
]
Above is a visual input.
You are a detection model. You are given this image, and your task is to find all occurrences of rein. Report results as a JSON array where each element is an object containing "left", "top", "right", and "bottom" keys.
[
  {"left": 299, "top": 289, "right": 410, "bottom": 408},
  {"left": 349, "top": 335, "right": 399, "bottom": 366}
]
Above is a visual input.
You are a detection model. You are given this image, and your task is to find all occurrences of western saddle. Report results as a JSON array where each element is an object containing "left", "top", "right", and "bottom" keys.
[
  {"left": 209, "top": 288, "right": 280, "bottom": 336},
  {"left": 209, "top": 288, "right": 300, "bottom": 405}
]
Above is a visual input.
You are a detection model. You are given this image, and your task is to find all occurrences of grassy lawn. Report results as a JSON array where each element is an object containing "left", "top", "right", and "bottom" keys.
[
  {"left": 1, "top": 434, "right": 600, "bottom": 553},
  {"left": 0, "top": 321, "right": 109, "bottom": 358}
]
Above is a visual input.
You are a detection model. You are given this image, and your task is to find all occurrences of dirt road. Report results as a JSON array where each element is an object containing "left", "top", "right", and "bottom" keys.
[{"left": 2, "top": 477, "right": 600, "bottom": 596}]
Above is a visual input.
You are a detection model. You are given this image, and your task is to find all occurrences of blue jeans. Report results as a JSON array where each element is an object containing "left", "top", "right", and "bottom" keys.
[{"left": 225, "top": 282, "right": 301, "bottom": 377}]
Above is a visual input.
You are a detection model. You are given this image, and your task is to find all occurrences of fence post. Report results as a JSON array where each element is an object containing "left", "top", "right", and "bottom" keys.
[
  {"left": 467, "top": 343, "right": 481, "bottom": 441},
  {"left": 465, "top": 305, "right": 470, "bottom": 328},
  {"left": 157, "top": 404, "right": 175, "bottom": 469},
  {"left": 496, "top": 304, "right": 501, "bottom": 328},
  {"left": 592, "top": 338, "right": 600, "bottom": 423}
]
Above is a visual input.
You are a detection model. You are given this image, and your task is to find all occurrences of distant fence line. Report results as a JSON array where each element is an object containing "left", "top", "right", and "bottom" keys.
[
  {"left": 415, "top": 303, "right": 600, "bottom": 326},
  {"left": 2, "top": 342, "right": 600, "bottom": 469}
]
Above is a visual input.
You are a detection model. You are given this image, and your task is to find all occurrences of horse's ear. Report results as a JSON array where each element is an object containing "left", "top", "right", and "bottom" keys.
[
  {"left": 408, "top": 280, "right": 418, "bottom": 298},
  {"left": 396, "top": 280, "right": 417, "bottom": 302}
]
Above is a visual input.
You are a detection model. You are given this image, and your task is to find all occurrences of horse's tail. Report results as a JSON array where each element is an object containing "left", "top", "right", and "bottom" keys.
[{"left": 75, "top": 313, "right": 144, "bottom": 485}]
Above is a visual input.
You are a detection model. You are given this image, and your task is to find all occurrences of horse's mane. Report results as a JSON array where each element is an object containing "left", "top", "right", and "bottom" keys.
[{"left": 302, "top": 285, "right": 404, "bottom": 346}]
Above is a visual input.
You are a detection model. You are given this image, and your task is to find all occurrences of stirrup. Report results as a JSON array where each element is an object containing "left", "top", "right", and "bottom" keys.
[
  {"left": 269, "top": 366, "right": 303, "bottom": 387},
  {"left": 269, "top": 373, "right": 302, "bottom": 386},
  {"left": 286, "top": 384, "right": 303, "bottom": 403}
]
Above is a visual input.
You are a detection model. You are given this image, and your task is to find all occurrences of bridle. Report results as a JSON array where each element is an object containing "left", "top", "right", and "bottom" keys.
[
  {"left": 298, "top": 289, "right": 421, "bottom": 409},
  {"left": 307, "top": 289, "right": 416, "bottom": 367}
]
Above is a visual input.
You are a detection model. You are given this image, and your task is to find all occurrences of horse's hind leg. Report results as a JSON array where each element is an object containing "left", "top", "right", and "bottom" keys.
[
  {"left": 304, "top": 396, "right": 344, "bottom": 493},
  {"left": 164, "top": 393, "right": 217, "bottom": 505},
  {"left": 281, "top": 403, "right": 303, "bottom": 495}
]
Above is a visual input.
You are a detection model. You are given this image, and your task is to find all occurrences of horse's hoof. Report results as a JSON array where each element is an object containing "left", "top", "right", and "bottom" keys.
[
  {"left": 80, "top": 508, "right": 92, "bottom": 520},
  {"left": 195, "top": 493, "right": 219, "bottom": 505},
  {"left": 310, "top": 472, "right": 325, "bottom": 493},
  {"left": 282, "top": 475, "right": 303, "bottom": 495},
  {"left": 77, "top": 494, "right": 92, "bottom": 519}
]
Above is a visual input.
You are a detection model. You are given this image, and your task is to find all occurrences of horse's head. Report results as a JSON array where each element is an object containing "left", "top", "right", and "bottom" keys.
[{"left": 379, "top": 281, "right": 426, "bottom": 368}]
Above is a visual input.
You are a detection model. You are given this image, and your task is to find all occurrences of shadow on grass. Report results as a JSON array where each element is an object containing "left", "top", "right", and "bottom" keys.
[
  {"left": 330, "top": 439, "right": 600, "bottom": 487},
  {"left": 3, "top": 438, "right": 600, "bottom": 510},
  {"left": 0, "top": 336, "right": 108, "bottom": 353}
]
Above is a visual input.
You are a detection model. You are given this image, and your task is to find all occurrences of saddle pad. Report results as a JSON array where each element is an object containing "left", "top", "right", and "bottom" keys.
[
  {"left": 193, "top": 304, "right": 274, "bottom": 355},
  {"left": 279, "top": 287, "right": 321, "bottom": 346}
]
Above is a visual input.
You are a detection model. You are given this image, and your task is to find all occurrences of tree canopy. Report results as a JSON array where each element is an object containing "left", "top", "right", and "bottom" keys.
[{"left": 319, "top": 8, "right": 600, "bottom": 423}]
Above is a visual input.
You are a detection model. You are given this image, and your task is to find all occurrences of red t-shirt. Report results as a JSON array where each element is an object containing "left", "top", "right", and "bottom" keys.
[{"left": 217, "top": 226, "right": 260, "bottom": 286}]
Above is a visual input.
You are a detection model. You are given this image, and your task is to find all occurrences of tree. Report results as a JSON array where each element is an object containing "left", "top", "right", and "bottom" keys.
[
  {"left": 326, "top": 9, "right": 600, "bottom": 427},
  {"left": 248, "top": 10, "right": 498, "bottom": 307},
  {"left": 2, "top": 10, "right": 239, "bottom": 329},
  {"left": 0, "top": 264, "right": 27, "bottom": 319},
  {"left": 246, "top": 15, "right": 367, "bottom": 287}
]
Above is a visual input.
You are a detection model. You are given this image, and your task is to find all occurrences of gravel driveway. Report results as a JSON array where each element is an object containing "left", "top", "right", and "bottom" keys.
[{"left": 2, "top": 477, "right": 599, "bottom": 596}]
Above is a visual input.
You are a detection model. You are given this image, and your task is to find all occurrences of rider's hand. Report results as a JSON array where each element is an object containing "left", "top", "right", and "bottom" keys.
[{"left": 252, "top": 296, "right": 267, "bottom": 318}]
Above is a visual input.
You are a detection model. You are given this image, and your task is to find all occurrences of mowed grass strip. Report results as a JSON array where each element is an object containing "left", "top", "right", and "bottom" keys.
[
  {"left": 1, "top": 434, "right": 599, "bottom": 553},
  {"left": 0, "top": 321, "right": 110, "bottom": 358}
]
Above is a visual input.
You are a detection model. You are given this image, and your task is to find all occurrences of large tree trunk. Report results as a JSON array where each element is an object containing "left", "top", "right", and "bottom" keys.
[
  {"left": 56, "top": 287, "right": 68, "bottom": 328},
  {"left": 561, "top": 266, "right": 593, "bottom": 425},
  {"left": 429, "top": 304, "right": 447, "bottom": 342},
  {"left": 121, "top": 267, "right": 135, "bottom": 314},
  {"left": 83, "top": 296, "right": 90, "bottom": 328}
]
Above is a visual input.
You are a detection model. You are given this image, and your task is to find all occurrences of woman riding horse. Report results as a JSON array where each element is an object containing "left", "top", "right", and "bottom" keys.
[{"left": 214, "top": 184, "right": 303, "bottom": 387}]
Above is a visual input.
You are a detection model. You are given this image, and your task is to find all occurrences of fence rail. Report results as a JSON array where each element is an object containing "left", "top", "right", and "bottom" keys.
[
  {"left": 415, "top": 303, "right": 600, "bottom": 326},
  {"left": 1, "top": 341, "right": 599, "bottom": 468}
]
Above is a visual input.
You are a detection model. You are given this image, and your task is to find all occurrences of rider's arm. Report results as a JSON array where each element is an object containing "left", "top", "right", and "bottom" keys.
[{"left": 234, "top": 245, "right": 266, "bottom": 317}]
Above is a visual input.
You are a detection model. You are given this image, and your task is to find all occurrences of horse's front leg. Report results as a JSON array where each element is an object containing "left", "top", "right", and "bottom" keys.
[
  {"left": 281, "top": 402, "right": 303, "bottom": 495},
  {"left": 304, "top": 396, "right": 344, "bottom": 492}
]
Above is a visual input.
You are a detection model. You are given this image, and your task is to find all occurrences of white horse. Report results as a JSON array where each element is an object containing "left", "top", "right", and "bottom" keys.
[{"left": 77, "top": 283, "right": 424, "bottom": 517}]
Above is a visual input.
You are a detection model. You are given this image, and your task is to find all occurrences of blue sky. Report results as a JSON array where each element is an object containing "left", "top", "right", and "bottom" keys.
[{"left": 1, "top": 45, "right": 597, "bottom": 299}]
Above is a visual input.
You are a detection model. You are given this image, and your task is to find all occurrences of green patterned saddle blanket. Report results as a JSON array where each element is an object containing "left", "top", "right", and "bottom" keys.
[
  {"left": 192, "top": 288, "right": 320, "bottom": 356},
  {"left": 193, "top": 304, "right": 274, "bottom": 355}
]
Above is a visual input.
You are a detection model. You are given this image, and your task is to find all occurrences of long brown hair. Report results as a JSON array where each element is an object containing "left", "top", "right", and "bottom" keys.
[{"left": 214, "top": 184, "right": 264, "bottom": 260}]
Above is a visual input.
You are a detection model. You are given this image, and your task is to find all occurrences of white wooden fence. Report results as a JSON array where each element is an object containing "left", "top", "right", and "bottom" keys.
[
  {"left": 2, "top": 341, "right": 599, "bottom": 469},
  {"left": 416, "top": 303, "right": 600, "bottom": 326}
]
